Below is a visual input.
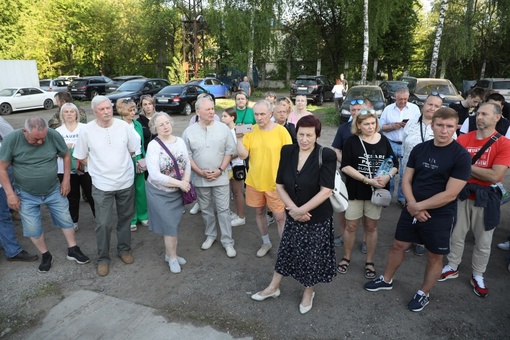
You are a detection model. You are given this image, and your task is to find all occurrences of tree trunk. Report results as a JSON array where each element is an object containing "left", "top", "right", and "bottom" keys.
[
  {"left": 247, "top": 11, "right": 254, "bottom": 81},
  {"left": 361, "top": 0, "right": 369, "bottom": 85},
  {"left": 373, "top": 59, "right": 378, "bottom": 82},
  {"left": 429, "top": 0, "right": 448, "bottom": 78}
]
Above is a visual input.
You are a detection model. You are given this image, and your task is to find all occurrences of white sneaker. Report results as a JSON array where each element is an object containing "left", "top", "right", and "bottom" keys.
[
  {"left": 130, "top": 224, "right": 137, "bottom": 232},
  {"left": 497, "top": 240, "right": 510, "bottom": 251},
  {"left": 201, "top": 237, "right": 215, "bottom": 250},
  {"left": 256, "top": 243, "right": 272, "bottom": 257},
  {"left": 266, "top": 214, "right": 275, "bottom": 226},
  {"left": 225, "top": 245, "right": 237, "bottom": 258},
  {"left": 164, "top": 255, "right": 187, "bottom": 265},
  {"left": 73, "top": 223, "right": 79, "bottom": 232},
  {"left": 168, "top": 258, "right": 181, "bottom": 273},
  {"left": 141, "top": 220, "right": 149, "bottom": 227},
  {"left": 231, "top": 217, "right": 246, "bottom": 227},
  {"left": 190, "top": 203, "right": 201, "bottom": 215}
]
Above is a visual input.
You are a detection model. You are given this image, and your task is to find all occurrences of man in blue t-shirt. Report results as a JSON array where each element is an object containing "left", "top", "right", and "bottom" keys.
[{"left": 364, "top": 108, "right": 471, "bottom": 313}]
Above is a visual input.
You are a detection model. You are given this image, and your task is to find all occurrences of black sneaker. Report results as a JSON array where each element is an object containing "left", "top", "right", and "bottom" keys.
[
  {"left": 67, "top": 246, "right": 90, "bottom": 264},
  {"left": 364, "top": 275, "right": 393, "bottom": 292},
  {"left": 7, "top": 250, "right": 39, "bottom": 262},
  {"left": 39, "top": 252, "right": 52, "bottom": 273},
  {"left": 407, "top": 292, "right": 429, "bottom": 312}
]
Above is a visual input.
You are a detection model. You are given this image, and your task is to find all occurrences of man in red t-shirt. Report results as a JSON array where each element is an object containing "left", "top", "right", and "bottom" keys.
[{"left": 439, "top": 103, "right": 510, "bottom": 298}]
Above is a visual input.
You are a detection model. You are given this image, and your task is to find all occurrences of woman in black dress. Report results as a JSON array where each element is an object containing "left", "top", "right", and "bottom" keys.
[{"left": 250, "top": 115, "right": 337, "bottom": 314}]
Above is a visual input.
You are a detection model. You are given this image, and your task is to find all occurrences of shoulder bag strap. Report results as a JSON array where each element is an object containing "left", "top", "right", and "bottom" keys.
[
  {"left": 154, "top": 137, "right": 182, "bottom": 180},
  {"left": 471, "top": 133, "right": 502, "bottom": 165}
]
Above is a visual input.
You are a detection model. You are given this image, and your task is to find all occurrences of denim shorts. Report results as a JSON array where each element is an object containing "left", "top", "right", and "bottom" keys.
[{"left": 17, "top": 187, "right": 74, "bottom": 238}]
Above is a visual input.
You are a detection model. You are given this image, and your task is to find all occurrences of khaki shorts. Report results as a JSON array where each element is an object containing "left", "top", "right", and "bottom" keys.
[
  {"left": 245, "top": 185, "right": 285, "bottom": 213},
  {"left": 345, "top": 200, "right": 382, "bottom": 221}
]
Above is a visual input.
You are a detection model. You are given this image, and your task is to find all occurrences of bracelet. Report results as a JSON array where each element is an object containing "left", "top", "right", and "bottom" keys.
[
  {"left": 218, "top": 167, "right": 224, "bottom": 174},
  {"left": 362, "top": 177, "right": 368, "bottom": 184}
]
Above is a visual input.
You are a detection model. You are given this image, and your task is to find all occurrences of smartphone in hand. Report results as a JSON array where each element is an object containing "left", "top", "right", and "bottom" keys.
[{"left": 235, "top": 124, "right": 253, "bottom": 134}]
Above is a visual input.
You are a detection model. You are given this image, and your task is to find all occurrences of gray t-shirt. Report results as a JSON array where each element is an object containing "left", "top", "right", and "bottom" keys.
[
  {"left": 181, "top": 121, "right": 236, "bottom": 187},
  {"left": 239, "top": 81, "right": 250, "bottom": 96},
  {"left": 0, "top": 128, "right": 67, "bottom": 195}
]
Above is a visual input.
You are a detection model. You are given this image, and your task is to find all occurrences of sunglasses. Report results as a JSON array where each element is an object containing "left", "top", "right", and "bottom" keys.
[
  {"left": 360, "top": 109, "right": 376, "bottom": 115},
  {"left": 140, "top": 94, "right": 152, "bottom": 100},
  {"left": 122, "top": 98, "right": 134, "bottom": 104},
  {"left": 428, "top": 91, "right": 445, "bottom": 99},
  {"left": 350, "top": 99, "right": 365, "bottom": 105}
]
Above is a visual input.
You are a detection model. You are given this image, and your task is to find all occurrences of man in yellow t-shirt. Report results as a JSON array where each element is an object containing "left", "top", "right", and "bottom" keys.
[{"left": 237, "top": 100, "right": 292, "bottom": 257}]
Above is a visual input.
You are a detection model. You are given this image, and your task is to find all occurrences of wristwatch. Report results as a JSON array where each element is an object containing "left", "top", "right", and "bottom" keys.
[{"left": 218, "top": 167, "right": 224, "bottom": 174}]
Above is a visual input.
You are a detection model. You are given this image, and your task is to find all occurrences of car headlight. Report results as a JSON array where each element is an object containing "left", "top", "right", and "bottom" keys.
[
  {"left": 374, "top": 109, "right": 382, "bottom": 117},
  {"left": 341, "top": 109, "right": 350, "bottom": 116}
]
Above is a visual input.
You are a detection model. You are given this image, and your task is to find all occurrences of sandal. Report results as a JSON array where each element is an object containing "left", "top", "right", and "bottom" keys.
[
  {"left": 365, "top": 262, "right": 376, "bottom": 279},
  {"left": 337, "top": 258, "right": 351, "bottom": 274}
]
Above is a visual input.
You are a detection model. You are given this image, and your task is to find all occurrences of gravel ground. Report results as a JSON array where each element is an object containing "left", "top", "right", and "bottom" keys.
[{"left": 1, "top": 100, "right": 509, "bottom": 339}]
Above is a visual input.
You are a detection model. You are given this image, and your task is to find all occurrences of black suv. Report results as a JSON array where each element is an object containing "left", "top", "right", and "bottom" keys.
[
  {"left": 290, "top": 75, "right": 334, "bottom": 106},
  {"left": 106, "top": 75, "right": 146, "bottom": 93},
  {"left": 68, "top": 76, "right": 112, "bottom": 100}
]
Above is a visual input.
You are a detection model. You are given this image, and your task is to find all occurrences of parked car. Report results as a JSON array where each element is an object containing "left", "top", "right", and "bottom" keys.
[
  {"left": 0, "top": 87, "right": 55, "bottom": 115},
  {"left": 340, "top": 85, "right": 386, "bottom": 123},
  {"left": 105, "top": 75, "right": 146, "bottom": 93},
  {"left": 401, "top": 77, "right": 463, "bottom": 108},
  {"left": 290, "top": 75, "right": 334, "bottom": 106},
  {"left": 39, "top": 78, "right": 70, "bottom": 93},
  {"left": 473, "top": 78, "right": 510, "bottom": 102},
  {"left": 107, "top": 78, "right": 170, "bottom": 114},
  {"left": 154, "top": 84, "right": 215, "bottom": 115},
  {"left": 378, "top": 80, "right": 409, "bottom": 104},
  {"left": 186, "top": 78, "right": 231, "bottom": 98},
  {"left": 68, "top": 76, "right": 112, "bottom": 100}
]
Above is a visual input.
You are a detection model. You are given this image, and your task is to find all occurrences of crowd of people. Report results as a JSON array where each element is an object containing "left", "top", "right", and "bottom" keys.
[{"left": 1, "top": 80, "right": 509, "bottom": 315}]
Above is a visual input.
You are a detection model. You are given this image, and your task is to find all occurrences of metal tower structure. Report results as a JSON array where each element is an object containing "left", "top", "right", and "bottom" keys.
[{"left": 182, "top": 0, "right": 205, "bottom": 81}]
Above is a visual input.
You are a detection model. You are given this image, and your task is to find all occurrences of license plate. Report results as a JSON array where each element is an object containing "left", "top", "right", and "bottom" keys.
[
  {"left": 108, "top": 87, "right": 116, "bottom": 90},
  {"left": 71, "top": 89, "right": 77, "bottom": 91},
  {"left": 298, "top": 87, "right": 308, "bottom": 91},
  {"left": 158, "top": 99, "right": 168, "bottom": 103}
]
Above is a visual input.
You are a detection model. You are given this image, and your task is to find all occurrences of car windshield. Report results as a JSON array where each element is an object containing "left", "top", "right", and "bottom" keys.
[
  {"left": 346, "top": 88, "right": 384, "bottom": 102},
  {"left": 117, "top": 82, "right": 143, "bottom": 91},
  {"left": 159, "top": 86, "right": 184, "bottom": 95},
  {"left": 414, "top": 81, "right": 458, "bottom": 95},
  {"left": 71, "top": 80, "right": 88, "bottom": 86},
  {"left": 388, "top": 82, "right": 408, "bottom": 91},
  {"left": 40, "top": 81, "right": 50, "bottom": 87},
  {"left": 187, "top": 80, "right": 201, "bottom": 85},
  {"left": 493, "top": 81, "right": 510, "bottom": 90},
  {"left": 0, "top": 89, "right": 17, "bottom": 96},
  {"left": 295, "top": 79, "right": 317, "bottom": 86}
]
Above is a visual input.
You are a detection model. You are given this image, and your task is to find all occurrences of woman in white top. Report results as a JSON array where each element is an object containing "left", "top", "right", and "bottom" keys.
[
  {"left": 331, "top": 78, "right": 346, "bottom": 114},
  {"left": 221, "top": 107, "right": 246, "bottom": 226},
  {"left": 146, "top": 112, "right": 192, "bottom": 273},
  {"left": 55, "top": 103, "right": 95, "bottom": 230},
  {"left": 289, "top": 94, "right": 312, "bottom": 125}
]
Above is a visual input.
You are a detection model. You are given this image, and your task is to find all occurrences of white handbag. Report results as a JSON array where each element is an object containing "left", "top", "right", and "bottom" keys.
[{"left": 319, "top": 147, "right": 349, "bottom": 212}]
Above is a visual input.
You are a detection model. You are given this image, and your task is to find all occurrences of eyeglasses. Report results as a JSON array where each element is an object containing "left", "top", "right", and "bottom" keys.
[
  {"left": 360, "top": 109, "right": 375, "bottom": 115},
  {"left": 350, "top": 99, "right": 365, "bottom": 105},
  {"left": 428, "top": 91, "right": 445, "bottom": 99}
]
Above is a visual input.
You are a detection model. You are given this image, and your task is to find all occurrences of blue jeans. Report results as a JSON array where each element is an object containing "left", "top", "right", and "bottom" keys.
[
  {"left": 389, "top": 140, "right": 405, "bottom": 203},
  {"left": 0, "top": 187, "right": 22, "bottom": 258},
  {"left": 17, "top": 187, "right": 74, "bottom": 238}
]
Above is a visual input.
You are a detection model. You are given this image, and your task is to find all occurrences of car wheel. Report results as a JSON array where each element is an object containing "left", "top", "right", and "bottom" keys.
[
  {"left": 43, "top": 99, "right": 54, "bottom": 110},
  {"left": 225, "top": 90, "right": 232, "bottom": 98},
  {"left": 182, "top": 103, "right": 192, "bottom": 116},
  {"left": 90, "top": 90, "right": 99, "bottom": 98},
  {"left": 0, "top": 103, "right": 12, "bottom": 115},
  {"left": 315, "top": 92, "right": 324, "bottom": 106}
]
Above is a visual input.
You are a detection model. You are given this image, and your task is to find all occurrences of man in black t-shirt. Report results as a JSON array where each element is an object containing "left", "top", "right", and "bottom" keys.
[
  {"left": 364, "top": 108, "right": 471, "bottom": 312},
  {"left": 449, "top": 87, "right": 485, "bottom": 135}
]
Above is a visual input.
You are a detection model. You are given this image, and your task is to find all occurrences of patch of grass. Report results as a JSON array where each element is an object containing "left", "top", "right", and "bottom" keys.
[{"left": 21, "top": 282, "right": 61, "bottom": 302}]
